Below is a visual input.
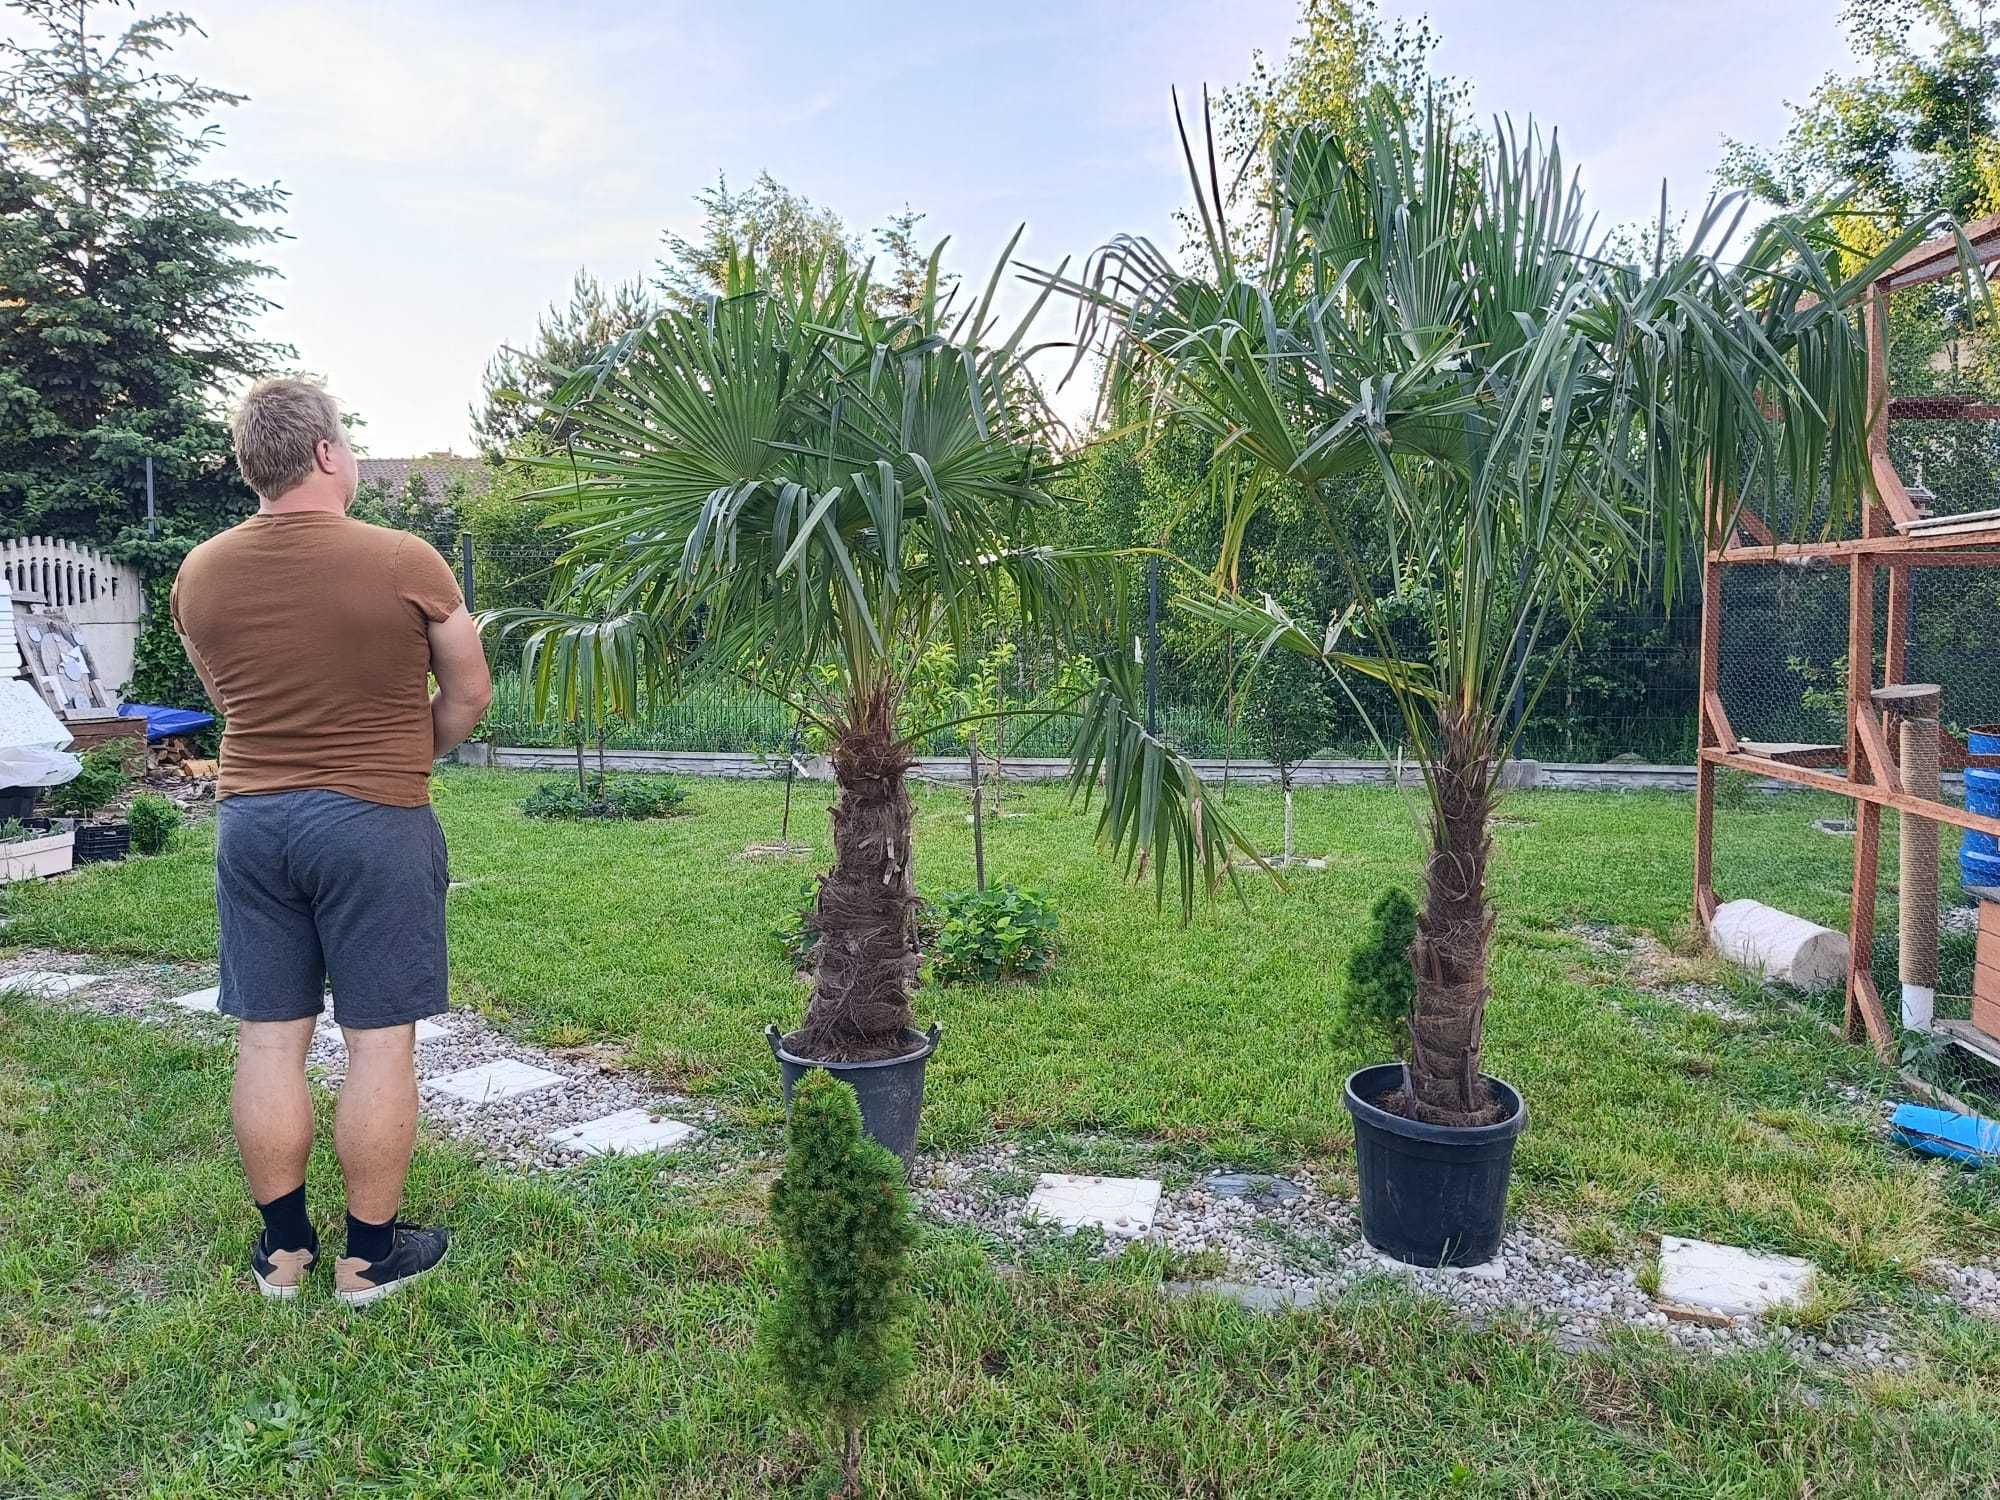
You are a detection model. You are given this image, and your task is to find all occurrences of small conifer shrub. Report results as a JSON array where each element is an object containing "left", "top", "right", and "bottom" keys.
[
  {"left": 1337, "top": 886, "right": 1417, "bottom": 1058},
  {"left": 127, "top": 794, "right": 182, "bottom": 855},
  {"left": 760, "top": 1072, "right": 916, "bottom": 1497}
]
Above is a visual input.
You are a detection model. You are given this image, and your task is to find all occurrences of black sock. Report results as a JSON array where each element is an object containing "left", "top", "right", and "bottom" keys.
[
  {"left": 255, "top": 1184, "right": 315, "bottom": 1253},
  {"left": 346, "top": 1212, "right": 395, "bottom": 1263}
]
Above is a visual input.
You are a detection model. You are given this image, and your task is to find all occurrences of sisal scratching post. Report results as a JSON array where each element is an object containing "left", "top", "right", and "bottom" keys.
[{"left": 1873, "top": 685, "right": 1942, "bottom": 1032}]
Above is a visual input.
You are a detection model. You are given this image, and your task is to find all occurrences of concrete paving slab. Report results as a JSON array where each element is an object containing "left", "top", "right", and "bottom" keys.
[
  {"left": 425, "top": 1058, "right": 565, "bottom": 1106},
  {"left": 1658, "top": 1235, "right": 1816, "bottom": 1319},
  {"left": 1, "top": 970, "right": 106, "bottom": 998},
  {"left": 545, "top": 1107, "right": 698, "bottom": 1158},
  {"left": 1025, "top": 1174, "right": 1161, "bottom": 1236}
]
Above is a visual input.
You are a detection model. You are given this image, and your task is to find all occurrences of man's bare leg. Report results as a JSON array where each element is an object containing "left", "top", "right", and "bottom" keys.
[
  {"left": 332, "top": 1022, "right": 448, "bottom": 1305},
  {"left": 234, "top": 1017, "right": 317, "bottom": 1200},
  {"left": 334, "top": 1023, "right": 418, "bottom": 1223},
  {"left": 234, "top": 1016, "right": 319, "bottom": 1296}
]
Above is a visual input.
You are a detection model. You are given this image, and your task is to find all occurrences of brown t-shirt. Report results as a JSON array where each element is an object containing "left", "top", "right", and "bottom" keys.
[{"left": 171, "top": 513, "right": 464, "bottom": 807}]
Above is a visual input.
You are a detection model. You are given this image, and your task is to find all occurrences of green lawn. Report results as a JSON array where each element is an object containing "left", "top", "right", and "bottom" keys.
[{"left": 5, "top": 771, "right": 1999, "bottom": 1495}]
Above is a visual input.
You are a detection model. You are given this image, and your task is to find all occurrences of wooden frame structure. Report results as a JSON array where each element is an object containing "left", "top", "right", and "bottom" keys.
[{"left": 1694, "top": 216, "right": 2000, "bottom": 1065}]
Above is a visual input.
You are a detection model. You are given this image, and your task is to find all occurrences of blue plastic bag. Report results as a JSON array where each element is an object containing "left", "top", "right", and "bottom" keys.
[
  {"left": 1891, "top": 1103, "right": 2000, "bottom": 1165},
  {"left": 117, "top": 702, "right": 216, "bottom": 743}
]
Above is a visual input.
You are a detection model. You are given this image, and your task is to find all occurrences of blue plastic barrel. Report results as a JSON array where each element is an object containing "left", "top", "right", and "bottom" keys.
[{"left": 1964, "top": 725, "right": 2000, "bottom": 889}]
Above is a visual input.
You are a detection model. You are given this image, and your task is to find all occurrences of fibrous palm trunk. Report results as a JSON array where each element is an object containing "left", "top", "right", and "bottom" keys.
[
  {"left": 1404, "top": 710, "right": 1501, "bottom": 1126},
  {"left": 799, "top": 687, "right": 921, "bottom": 1062}
]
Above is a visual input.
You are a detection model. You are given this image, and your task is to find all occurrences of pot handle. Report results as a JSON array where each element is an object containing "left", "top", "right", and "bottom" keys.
[{"left": 764, "top": 1024, "right": 784, "bottom": 1060}]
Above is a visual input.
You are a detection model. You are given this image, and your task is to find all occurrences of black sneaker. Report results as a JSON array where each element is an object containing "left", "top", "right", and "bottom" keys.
[
  {"left": 334, "top": 1223, "right": 450, "bottom": 1307},
  {"left": 251, "top": 1233, "right": 318, "bottom": 1300}
]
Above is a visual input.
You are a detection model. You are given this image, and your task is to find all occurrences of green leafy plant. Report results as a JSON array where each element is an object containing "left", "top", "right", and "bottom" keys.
[
  {"left": 45, "top": 743, "right": 130, "bottom": 819},
  {"left": 0, "top": 819, "right": 39, "bottom": 845},
  {"left": 760, "top": 1072, "right": 915, "bottom": 1498},
  {"left": 1337, "top": 888, "right": 1417, "bottom": 1058},
  {"left": 520, "top": 774, "right": 687, "bottom": 822},
  {"left": 930, "top": 883, "right": 1057, "bottom": 985},
  {"left": 777, "top": 879, "right": 823, "bottom": 970},
  {"left": 126, "top": 795, "right": 182, "bottom": 856}
]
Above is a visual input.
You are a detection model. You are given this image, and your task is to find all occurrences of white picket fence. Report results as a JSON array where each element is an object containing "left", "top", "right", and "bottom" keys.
[{"left": 0, "top": 536, "right": 145, "bottom": 692}]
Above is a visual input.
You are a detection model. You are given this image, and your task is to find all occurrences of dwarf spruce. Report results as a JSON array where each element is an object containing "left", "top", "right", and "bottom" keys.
[{"left": 760, "top": 1072, "right": 915, "bottom": 1497}]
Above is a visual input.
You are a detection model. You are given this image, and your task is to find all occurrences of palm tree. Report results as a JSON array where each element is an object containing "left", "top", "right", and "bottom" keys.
[
  {"left": 487, "top": 243, "right": 1254, "bottom": 1065},
  {"left": 1052, "top": 92, "right": 1947, "bottom": 1125}
]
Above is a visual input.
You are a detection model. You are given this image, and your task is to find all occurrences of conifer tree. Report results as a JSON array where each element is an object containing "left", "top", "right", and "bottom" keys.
[
  {"left": 760, "top": 1073, "right": 915, "bottom": 1498},
  {"left": 0, "top": 1, "right": 287, "bottom": 556}
]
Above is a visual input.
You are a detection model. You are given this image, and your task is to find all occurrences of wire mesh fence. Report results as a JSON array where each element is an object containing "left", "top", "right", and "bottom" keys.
[{"left": 462, "top": 541, "right": 1706, "bottom": 763}]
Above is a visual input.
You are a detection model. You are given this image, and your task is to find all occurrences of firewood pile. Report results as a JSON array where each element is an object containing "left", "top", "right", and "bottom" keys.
[{"left": 146, "top": 737, "right": 218, "bottom": 800}]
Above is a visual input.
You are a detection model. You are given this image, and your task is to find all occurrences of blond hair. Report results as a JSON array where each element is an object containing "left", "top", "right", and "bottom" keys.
[{"left": 231, "top": 377, "right": 344, "bottom": 499}]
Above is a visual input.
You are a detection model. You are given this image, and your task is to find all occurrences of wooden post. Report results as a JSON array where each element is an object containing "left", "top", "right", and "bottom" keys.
[
  {"left": 1873, "top": 685, "right": 1942, "bottom": 1032},
  {"left": 1865, "top": 284, "right": 1892, "bottom": 522},
  {"left": 1843, "top": 552, "right": 1893, "bottom": 1056}
]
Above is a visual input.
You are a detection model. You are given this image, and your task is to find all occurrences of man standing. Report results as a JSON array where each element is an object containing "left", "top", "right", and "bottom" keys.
[{"left": 173, "top": 377, "right": 492, "bottom": 1306}]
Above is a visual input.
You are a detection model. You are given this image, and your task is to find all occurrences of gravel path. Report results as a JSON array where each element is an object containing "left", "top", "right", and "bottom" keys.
[
  {"left": 0, "top": 949, "right": 708, "bottom": 1171},
  {"left": 913, "top": 1137, "right": 1945, "bottom": 1366}
]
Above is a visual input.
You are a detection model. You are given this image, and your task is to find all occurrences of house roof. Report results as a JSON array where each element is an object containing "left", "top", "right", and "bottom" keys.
[{"left": 356, "top": 455, "right": 494, "bottom": 504}]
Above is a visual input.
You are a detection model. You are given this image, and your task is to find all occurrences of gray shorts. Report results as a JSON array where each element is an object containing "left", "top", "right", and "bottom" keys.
[{"left": 216, "top": 789, "right": 449, "bottom": 1029}]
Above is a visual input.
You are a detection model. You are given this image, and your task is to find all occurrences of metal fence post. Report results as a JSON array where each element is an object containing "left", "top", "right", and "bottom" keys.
[{"left": 460, "top": 533, "right": 476, "bottom": 614}]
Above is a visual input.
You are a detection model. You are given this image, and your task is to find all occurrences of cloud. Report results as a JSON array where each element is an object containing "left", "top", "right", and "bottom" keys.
[{"left": 180, "top": 2, "right": 662, "bottom": 176}]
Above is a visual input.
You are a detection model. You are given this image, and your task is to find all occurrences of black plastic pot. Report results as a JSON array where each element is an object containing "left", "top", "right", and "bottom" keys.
[
  {"left": 767, "top": 1023, "right": 940, "bottom": 1166},
  {"left": 0, "top": 786, "right": 39, "bottom": 822},
  {"left": 1343, "top": 1063, "right": 1527, "bottom": 1268},
  {"left": 73, "top": 822, "right": 131, "bottom": 865}
]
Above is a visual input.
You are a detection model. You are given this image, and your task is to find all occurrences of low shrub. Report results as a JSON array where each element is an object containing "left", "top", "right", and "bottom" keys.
[
  {"left": 760, "top": 1072, "right": 915, "bottom": 1497},
  {"left": 930, "top": 883, "right": 1057, "bottom": 984},
  {"left": 1335, "top": 886, "right": 1417, "bottom": 1057},
  {"left": 127, "top": 795, "right": 182, "bottom": 855},
  {"left": 45, "top": 742, "right": 130, "bottom": 819},
  {"left": 521, "top": 774, "right": 688, "bottom": 822}
]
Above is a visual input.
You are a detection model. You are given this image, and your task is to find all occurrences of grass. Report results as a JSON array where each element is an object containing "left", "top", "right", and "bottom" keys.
[{"left": 5, "top": 772, "right": 2000, "bottom": 1494}]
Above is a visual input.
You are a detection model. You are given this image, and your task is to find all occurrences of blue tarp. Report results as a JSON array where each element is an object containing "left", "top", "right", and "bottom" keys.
[
  {"left": 1891, "top": 1103, "right": 2000, "bottom": 1166},
  {"left": 118, "top": 702, "right": 216, "bottom": 743}
]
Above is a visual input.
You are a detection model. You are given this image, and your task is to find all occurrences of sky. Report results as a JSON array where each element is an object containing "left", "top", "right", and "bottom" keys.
[{"left": 26, "top": 0, "right": 1862, "bottom": 455}]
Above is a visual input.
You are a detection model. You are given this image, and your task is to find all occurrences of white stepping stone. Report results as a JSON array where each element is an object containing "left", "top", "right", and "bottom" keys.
[
  {"left": 545, "top": 1107, "right": 698, "bottom": 1158},
  {"left": 424, "top": 1058, "right": 565, "bottom": 1106},
  {"left": 0, "top": 970, "right": 106, "bottom": 997},
  {"left": 1025, "top": 1173, "right": 1161, "bottom": 1236},
  {"left": 166, "top": 986, "right": 221, "bottom": 1012},
  {"left": 1657, "top": 1235, "right": 1816, "bottom": 1319}
]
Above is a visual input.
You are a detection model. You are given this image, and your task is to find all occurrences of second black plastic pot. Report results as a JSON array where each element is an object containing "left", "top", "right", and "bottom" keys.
[
  {"left": 768, "top": 1023, "right": 940, "bottom": 1166},
  {"left": 1343, "top": 1062, "right": 1527, "bottom": 1268}
]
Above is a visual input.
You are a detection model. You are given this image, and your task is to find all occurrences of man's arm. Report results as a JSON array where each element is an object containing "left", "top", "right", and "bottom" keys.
[
  {"left": 178, "top": 635, "right": 223, "bottom": 713},
  {"left": 427, "top": 606, "right": 492, "bottom": 758}
]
